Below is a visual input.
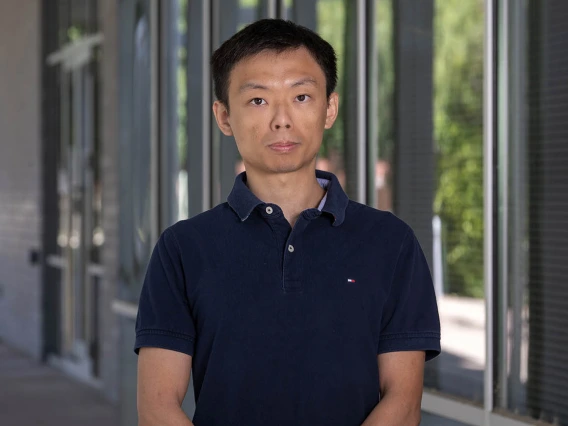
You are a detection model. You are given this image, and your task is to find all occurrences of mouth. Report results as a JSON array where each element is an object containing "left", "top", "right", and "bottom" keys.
[{"left": 267, "top": 140, "right": 300, "bottom": 153}]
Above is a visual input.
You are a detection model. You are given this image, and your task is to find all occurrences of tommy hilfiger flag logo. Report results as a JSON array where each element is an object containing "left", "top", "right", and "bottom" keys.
[{"left": 347, "top": 278, "right": 356, "bottom": 283}]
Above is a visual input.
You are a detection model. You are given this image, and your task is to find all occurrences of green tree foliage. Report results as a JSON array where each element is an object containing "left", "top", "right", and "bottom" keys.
[{"left": 433, "top": 0, "right": 484, "bottom": 297}]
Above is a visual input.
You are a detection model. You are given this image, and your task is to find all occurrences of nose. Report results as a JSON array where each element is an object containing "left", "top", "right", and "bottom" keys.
[{"left": 270, "top": 103, "right": 293, "bottom": 131}]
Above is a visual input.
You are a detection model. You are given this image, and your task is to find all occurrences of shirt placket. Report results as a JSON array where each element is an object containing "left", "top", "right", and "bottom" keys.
[
  {"left": 283, "top": 214, "right": 313, "bottom": 293},
  {"left": 263, "top": 205, "right": 311, "bottom": 293}
]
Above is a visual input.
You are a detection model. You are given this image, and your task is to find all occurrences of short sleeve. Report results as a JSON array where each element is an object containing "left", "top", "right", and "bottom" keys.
[
  {"left": 134, "top": 228, "right": 196, "bottom": 356},
  {"left": 378, "top": 229, "right": 441, "bottom": 361}
]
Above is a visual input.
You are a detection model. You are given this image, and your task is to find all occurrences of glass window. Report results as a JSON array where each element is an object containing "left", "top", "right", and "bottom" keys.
[
  {"left": 387, "top": 0, "right": 486, "bottom": 403},
  {"left": 315, "top": 0, "right": 348, "bottom": 190},
  {"left": 177, "top": 0, "right": 189, "bottom": 221},
  {"left": 375, "top": 0, "right": 394, "bottom": 212},
  {"left": 118, "top": 0, "right": 155, "bottom": 302},
  {"left": 427, "top": 0, "right": 485, "bottom": 403},
  {"left": 130, "top": 0, "right": 153, "bottom": 292},
  {"left": 162, "top": 0, "right": 189, "bottom": 224},
  {"left": 428, "top": 0, "right": 486, "bottom": 403}
]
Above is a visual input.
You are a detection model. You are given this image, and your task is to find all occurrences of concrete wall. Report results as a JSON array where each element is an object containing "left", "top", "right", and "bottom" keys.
[{"left": 0, "top": 0, "right": 42, "bottom": 358}]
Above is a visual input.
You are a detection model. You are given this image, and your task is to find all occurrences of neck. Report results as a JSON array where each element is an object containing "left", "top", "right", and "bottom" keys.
[{"left": 245, "top": 167, "right": 325, "bottom": 227}]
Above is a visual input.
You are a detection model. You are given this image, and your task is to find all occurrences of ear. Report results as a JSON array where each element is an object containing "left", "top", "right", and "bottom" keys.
[
  {"left": 213, "top": 101, "right": 233, "bottom": 136},
  {"left": 324, "top": 92, "right": 339, "bottom": 130}
]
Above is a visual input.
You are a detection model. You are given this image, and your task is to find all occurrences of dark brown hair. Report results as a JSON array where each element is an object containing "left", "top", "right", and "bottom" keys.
[{"left": 211, "top": 19, "right": 337, "bottom": 109}]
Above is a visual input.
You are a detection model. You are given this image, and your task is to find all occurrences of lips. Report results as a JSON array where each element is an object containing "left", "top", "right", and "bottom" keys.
[{"left": 268, "top": 141, "right": 299, "bottom": 153}]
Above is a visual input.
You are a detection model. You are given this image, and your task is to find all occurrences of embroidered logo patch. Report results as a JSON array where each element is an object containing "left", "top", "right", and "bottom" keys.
[{"left": 347, "top": 278, "right": 356, "bottom": 283}]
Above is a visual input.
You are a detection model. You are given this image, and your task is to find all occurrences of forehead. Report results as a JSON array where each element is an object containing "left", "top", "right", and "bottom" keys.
[{"left": 228, "top": 47, "right": 326, "bottom": 90}]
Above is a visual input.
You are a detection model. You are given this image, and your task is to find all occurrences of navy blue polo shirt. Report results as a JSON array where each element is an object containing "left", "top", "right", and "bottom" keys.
[{"left": 135, "top": 170, "right": 441, "bottom": 426}]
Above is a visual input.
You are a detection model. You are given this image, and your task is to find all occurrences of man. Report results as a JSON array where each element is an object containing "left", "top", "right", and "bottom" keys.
[{"left": 135, "top": 19, "right": 440, "bottom": 426}]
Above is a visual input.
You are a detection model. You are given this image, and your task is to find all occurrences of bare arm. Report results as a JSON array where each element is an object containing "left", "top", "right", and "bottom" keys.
[
  {"left": 361, "top": 351, "right": 425, "bottom": 426},
  {"left": 137, "top": 347, "right": 194, "bottom": 426}
]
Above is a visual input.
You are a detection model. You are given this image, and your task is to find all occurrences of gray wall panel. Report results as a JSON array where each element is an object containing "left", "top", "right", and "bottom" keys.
[{"left": 0, "top": 0, "right": 42, "bottom": 359}]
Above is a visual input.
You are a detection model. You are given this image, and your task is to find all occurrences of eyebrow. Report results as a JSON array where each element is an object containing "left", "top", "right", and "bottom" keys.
[
  {"left": 238, "top": 78, "right": 318, "bottom": 93},
  {"left": 291, "top": 78, "right": 318, "bottom": 88},
  {"left": 238, "top": 82, "right": 269, "bottom": 93}
]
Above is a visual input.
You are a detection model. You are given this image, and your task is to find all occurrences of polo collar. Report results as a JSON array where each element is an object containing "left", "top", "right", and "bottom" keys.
[{"left": 227, "top": 170, "right": 349, "bottom": 226}]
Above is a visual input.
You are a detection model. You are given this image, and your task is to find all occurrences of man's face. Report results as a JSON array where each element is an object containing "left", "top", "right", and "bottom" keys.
[{"left": 213, "top": 47, "right": 339, "bottom": 176}]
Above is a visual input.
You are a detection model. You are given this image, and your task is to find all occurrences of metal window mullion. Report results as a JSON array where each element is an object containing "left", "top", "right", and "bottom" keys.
[
  {"left": 265, "top": 0, "right": 277, "bottom": 18},
  {"left": 497, "top": 0, "right": 510, "bottom": 409},
  {"left": 355, "top": 0, "right": 367, "bottom": 204},
  {"left": 84, "top": 65, "right": 95, "bottom": 349},
  {"left": 484, "top": 0, "right": 498, "bottom": 418},
  {"left": 210, "top": 0, "right": 222, "bottom": 207},
  {"left": 508, "top": 0, "right": 528, "bottom": 410},
  {"left": 186, "top": 0, "right": 212, "bottom": 216},
  {"left": 72, "top": 67, "right": 84, "bottom": 346},
  {"left": 150, "top": 0, "right": 160, "bottom": 243},
  {"left": 159, "top": 0, "right": 170, "bottom": 230},
  {"left": 203, "top": 1, "right": 212, "bottom": 212},
  {"left": 366, "top": 0, "right": 378, "bottom": 207},
  {"left": 61, "top": 70, "right": 73, "bottom": 356},
  {"left": 277, "top": 0, "right": 287, "bottom": 19}
]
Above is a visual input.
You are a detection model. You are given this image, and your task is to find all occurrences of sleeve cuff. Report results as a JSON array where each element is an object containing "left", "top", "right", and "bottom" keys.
[
  {"left": 134, "top": 330, "right": 195, "bottom": 356},
  {"left": 378, "top": 332, "right": 441, "bottom": 361}
]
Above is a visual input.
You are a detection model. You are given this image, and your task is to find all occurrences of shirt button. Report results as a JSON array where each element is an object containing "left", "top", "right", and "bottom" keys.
[
  {"left": 288, "top": 245, "right": 295, "bottom": 253},
  {"left": 266, "top": 206, "right": 273, "bottom": 214}
]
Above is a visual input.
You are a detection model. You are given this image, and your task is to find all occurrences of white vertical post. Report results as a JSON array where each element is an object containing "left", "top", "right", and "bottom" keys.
[
  {"left": 484, "top": 0, "right": 496, "bottom": 418},
  {"left": 432, "top": 215, "right": 444, "bottom": 299}
]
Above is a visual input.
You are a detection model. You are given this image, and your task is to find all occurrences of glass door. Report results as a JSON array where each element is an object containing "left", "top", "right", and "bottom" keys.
[{"left": 46, "top": 33, "right": 103, "bottom": 382}]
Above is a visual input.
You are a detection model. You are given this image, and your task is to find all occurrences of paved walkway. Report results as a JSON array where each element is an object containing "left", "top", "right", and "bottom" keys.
[{"left": 0, "top": 342, "right": 119, "bottom": 426}]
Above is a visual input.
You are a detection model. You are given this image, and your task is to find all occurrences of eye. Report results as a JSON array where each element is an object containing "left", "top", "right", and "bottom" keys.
[
  {"left": 250, "top": 98, "right": 266, "bottom": 106},
  {"left": 296, "top": 94, "right": 310, "bottom": 102}
]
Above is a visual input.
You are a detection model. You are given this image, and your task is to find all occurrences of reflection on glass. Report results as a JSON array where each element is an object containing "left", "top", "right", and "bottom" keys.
[
  {"left": 131, "top": 0, "right": 153, "bottom": 287},
  {"left": 177, "top": 0, "right": 189, "bottom": 221},
  {"left": 422, "top": 0, "right": 485, "bottom": 403},
  {"left": 375, "top": 0, "right": 394, "bottom": 212},
  {"left": 316, "top": 0, "right": 347, "bottom": 188}
]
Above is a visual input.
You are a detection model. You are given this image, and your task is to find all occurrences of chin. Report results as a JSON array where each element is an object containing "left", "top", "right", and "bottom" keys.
[
  {"left": 267, "top": 161, "right": 307, "bottom": 174},
  {"left": 247, "top": 155, "right": 316, "bottom": 175}
]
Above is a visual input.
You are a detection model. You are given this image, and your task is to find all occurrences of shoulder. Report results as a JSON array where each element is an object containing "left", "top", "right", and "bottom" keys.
[
  {"left": 169, "top": 203, "right": 236, "bottom": 237},
  {"left": 164, "top": 203, "right": 240, "bottom": 250},
  {"left": 344, "top": 200, "right": 413, "bottom": 244}
]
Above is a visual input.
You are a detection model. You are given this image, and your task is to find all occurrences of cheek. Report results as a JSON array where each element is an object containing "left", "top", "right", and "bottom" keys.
[
  {"left": 232, "top": 119, "right": 262, "bottom": 152},
  {"left": 251, "top": 125, "right": 261, "bottom": 142},
  {"left": 304, "top": 103, "right": 329, "bottom": 128},
  {"left": 302, "top": 110, "right": 327, "bottom": 136}
]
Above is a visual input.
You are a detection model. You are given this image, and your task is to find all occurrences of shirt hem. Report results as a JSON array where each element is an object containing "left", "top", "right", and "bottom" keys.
[
  {"left": 134, "top": 331, "right": 195, "bottom": 356},
  {"left": 378, "top": 334, "right": 441, "bottom": 361}
]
